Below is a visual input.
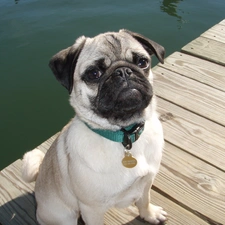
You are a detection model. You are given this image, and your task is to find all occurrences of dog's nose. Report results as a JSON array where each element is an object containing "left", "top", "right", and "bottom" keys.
[{"left": 114, "top": 67, "right": 132, "bottom": 79}]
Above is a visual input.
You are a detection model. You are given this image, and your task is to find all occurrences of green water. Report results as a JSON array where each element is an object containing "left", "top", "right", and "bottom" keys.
[{"left": 0, "top": 0, "right": 225, "bottom": 170}]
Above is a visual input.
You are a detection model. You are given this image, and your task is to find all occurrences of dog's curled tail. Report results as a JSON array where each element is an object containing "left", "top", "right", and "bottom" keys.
[{"left": 22, "top": 149, "right": 45, "bottom": 183}]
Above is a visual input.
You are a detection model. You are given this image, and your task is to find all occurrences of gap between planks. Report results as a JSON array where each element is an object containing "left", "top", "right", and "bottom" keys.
[
  {"left": 153, "top": 66, "right": 225, "bottom": 127},
  {"left": 1, "top": 131, "right": 219, "bottom": 225},
  {"left": 155, "top": 141, "right": 225, "bottom": 225},
  {"left": 181, "top": 19, "right": 225, "bottom": 66},
  {"left": 0, "top": 152, "right": 210, "bottom": 225},
  {"left": 157, "top": 97, "right": 225, "bottom": 172},
  {"left": 157, "top": 51, "right": 225, "bottom": 93}
]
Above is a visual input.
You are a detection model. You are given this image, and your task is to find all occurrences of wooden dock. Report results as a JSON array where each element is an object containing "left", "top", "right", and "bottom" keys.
[{"left": 1, "top": 20, "right": 225, "bottom": 225}]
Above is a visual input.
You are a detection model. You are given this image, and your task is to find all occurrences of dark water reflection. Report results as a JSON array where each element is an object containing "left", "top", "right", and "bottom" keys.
[
  {"left": 161, "top": 0, "right": 183, "bottom": 18},
  {"left": 160, "top": 0, "right": 188, "bottom": 29}
]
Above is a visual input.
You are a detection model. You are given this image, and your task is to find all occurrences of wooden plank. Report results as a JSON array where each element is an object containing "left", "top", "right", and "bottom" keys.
[
  {"left": 105, "top": 189, "right": 209, "bottom": 225},
  {"left": 150, "top": 190, "right": 209, "bottom": 225},
  {"left": 0, "top": 160, "right": 36, "bottom": 225},
  {"left": 181, "top": 36, "right": 225, "bottom": 66},
  {"left": 157, "top": 97, "right": 225, "bottom": 172},
  {"left": 0, "top": 134, "right": 209, "bottom": 225},
  {"left": 159, "top": 51, "right": 225, "bottom": 92},
  {"left": 201, "top": 24, "right": 225, "bottom": 43},
  {"left": 219, "top": 19, "right": 225, "bottom": 26},
  {"left": 0, "top": 134, "right": 58, "bottom": 225},
  {"left": 155, "top": 142, "right": 225, "bottom": 225},
  {"left": 0, "top": 160, "right": 209, "bottom": 225},
  {"left": 153, "top": 66, "right": 225, "bottom": 126}
]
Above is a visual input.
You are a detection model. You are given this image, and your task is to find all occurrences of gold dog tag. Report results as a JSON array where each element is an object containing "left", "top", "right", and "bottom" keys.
[{"left": 122, "top": 151, "right": 137, "bottom": 168}]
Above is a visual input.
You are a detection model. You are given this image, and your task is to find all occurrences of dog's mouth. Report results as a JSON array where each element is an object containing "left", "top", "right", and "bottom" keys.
[
  {"left": 115, "top": 88, "right": 143, "bottom": 112},
  {"left": 93, "top": 64, "right": 153, "bottom": 122}
]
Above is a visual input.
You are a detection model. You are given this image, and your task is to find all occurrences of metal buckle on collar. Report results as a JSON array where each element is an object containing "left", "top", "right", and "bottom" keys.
[{"left": 121, "top": 122, "right": 145, "bottom": 150}]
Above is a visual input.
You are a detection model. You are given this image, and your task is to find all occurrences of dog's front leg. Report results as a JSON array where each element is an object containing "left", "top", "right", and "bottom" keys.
[
  {"left": 79, "top": 203, "right": 105, "bottom": 225},
  {"left": 135, "top": 177, "right": 167, "bottom": 224}
]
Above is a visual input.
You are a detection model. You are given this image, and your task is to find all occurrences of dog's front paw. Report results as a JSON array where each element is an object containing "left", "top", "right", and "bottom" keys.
[{"left": 140, "top": 204, "right": 167, "bottom": 224}]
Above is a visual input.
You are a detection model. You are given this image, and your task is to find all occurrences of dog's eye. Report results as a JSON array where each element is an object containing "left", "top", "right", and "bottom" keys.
[
  {"left": 86, "top": 68, "right": 102, "bottom": 80},
  {"left": 137, "top": 58, "right": 149, "bottom": 69}
]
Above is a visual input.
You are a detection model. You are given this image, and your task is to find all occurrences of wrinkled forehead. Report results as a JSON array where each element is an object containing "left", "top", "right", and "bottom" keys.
[{"left": 77, "top": 32, "right": 149, "bottom": 72}]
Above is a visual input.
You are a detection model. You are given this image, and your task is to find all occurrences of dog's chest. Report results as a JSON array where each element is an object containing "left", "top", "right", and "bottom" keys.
[
  {"left": 69, "top": 143, "right": 156, "bottom": 207},
  {"left": 64, "top": 118, "right": 162, "bottom": 206}
]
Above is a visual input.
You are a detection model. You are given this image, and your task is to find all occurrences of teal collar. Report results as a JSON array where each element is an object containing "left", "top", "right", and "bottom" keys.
[{"left": 85, "top": 122, "right": 145, "bottom": 150}]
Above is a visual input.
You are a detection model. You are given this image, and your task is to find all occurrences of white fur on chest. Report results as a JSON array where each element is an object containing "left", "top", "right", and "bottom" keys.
[{"left": 57, "top": 114, "right": 163, "bottom": 208}]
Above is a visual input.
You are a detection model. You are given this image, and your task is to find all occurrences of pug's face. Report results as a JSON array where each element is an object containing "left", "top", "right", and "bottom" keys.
[{"left": 49, "top": 30, "right": 165, "bottom": 129}]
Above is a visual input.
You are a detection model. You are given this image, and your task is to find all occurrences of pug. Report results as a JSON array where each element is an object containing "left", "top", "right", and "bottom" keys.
[{"left": 22, "top": 29, "right": 167, "bottom": 225}]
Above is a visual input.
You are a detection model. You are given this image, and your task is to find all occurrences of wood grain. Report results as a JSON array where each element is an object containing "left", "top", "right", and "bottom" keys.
[
  {"left": 105, "top": 189, "right": 209, "bottom": 225},
  {"left": 155, "top": 142, "right": 225, "bottom": 225},
  {"left": 157, "top": 97, "right": 225, "bottom": 172},
  {"left": 182, "top": 36, "right": 225, "bottom": 66},
  {"left": 0, "top": 136, "right": 213, "bottom": 225},
  {"left": 0, "top": 159, "right": 210, "bottom": 225},
  {"left": 0, "top": 160, "right": 36, "bottom": 225},
  {"left": 201, "top": 24, "right": 225, "bottom": 43},
  {"left": 153, "top": 66, "right": 225, "bottom": 126},
  {"left": 159, "top": 51, "right": 225, "bottom": 92}
]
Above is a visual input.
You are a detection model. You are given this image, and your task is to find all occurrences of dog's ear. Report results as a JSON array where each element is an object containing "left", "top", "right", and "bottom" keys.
[
  {"left": 120, "top": 29, "right": 165, "bottom": 64},
  {"left": 49, "top": 36, "right": 86, "bottom": 94}
]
